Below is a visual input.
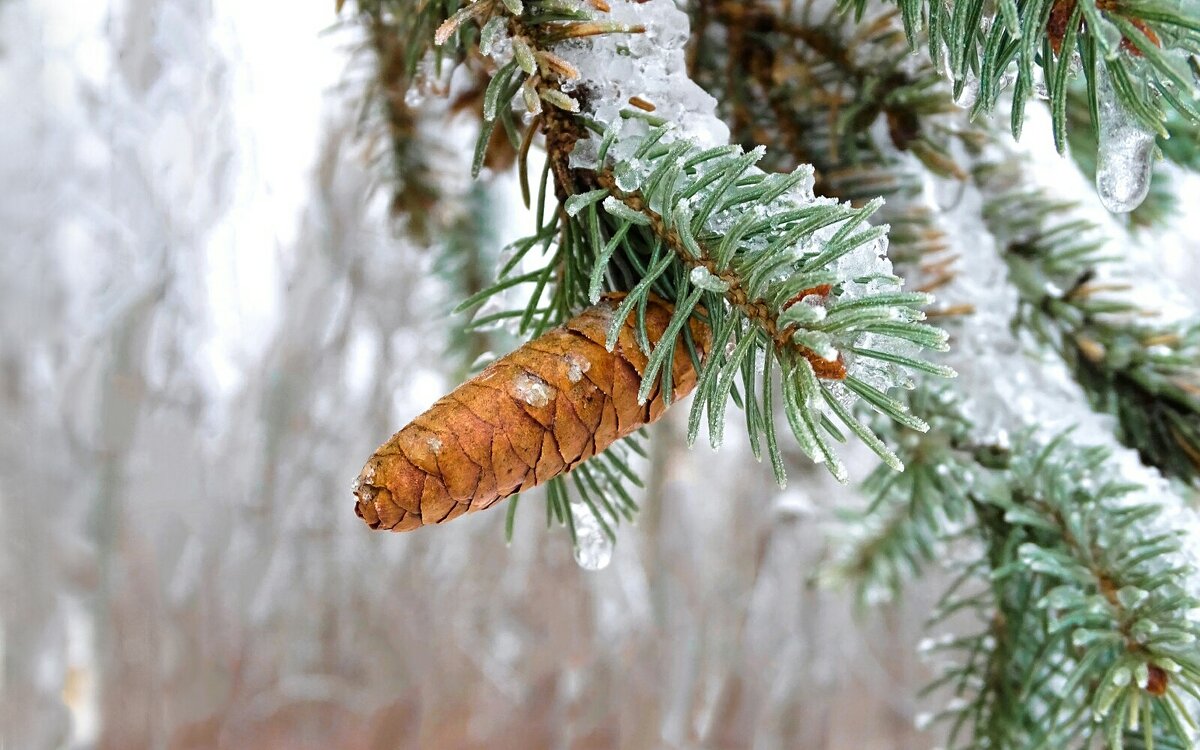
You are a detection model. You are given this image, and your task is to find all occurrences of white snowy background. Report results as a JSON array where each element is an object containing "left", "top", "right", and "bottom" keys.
[{"left": 1, "top": 1, "right": 1197, "bottom": 748}]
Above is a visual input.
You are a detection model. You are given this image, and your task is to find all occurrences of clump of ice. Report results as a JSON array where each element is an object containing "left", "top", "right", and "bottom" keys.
[
  {"left": 512, "top": 371, "right": 555, "bottom": 407},
  {"left": 551, "top": 0, "right": 729, "bottom": 150}
]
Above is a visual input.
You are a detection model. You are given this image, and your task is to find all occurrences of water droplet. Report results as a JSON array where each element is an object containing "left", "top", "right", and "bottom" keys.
[
  {"left": 1095, "top": 66, "right": 1155, "bottom": 214},
  {"left": 613, "top": 159, "right": 644, "bottom": 192}
]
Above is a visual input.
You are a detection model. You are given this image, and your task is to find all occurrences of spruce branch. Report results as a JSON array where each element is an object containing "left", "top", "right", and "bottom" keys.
[
  {"left": 351, "top": 0, "right": 954, "bottom": 547},
  {"left": 689, "top": 0, "right": 968, "bottom": 272},
  {"left": 824, "top": 387, "right": 977, "bottom": 606},
  {"left": 921, "top": 432, "right": 1200, "bottom": 748},
  {"left": 848, "top": 0, "right": 1200, "bottom": 146},
  {"left": 348, "top": 0, "right": 488, "bottom": 233},
  {"left": 677, "top": 0, "right": 1200, "bottom": 743},
  {"left": 688, "top": 0, "right": 1199, "bottom": 485},
  {"left": 459, "top": 1, "right": 951, "bottom": 473},
  {"left": 974, "top": 157, "right": 1200, "bottom": 485},
  {"left": 828, "top": 389, "right": 1200, "bottom": 745}
]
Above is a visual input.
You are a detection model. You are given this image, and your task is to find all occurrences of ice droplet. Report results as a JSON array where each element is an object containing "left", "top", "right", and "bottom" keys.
[
  {"left": 563, "top": 352, "right": 590, "bottom": 383},
  {"left": 689, "top": 265, "right": 731, "bottom": 293},
  {"left": 564, "top": 188, "right": 608, "bottom": 217},
  {"left": 570, "top": 500, "right": 613, "bottom": 571},
  {"left": 479, "top": 16, "right": 507, "bottom": 58},
  {"left": 613, "top": 159, "right": 644, "bottom": 192},
  {"left": 1095, "top": 66, "right": 1155, "bottom": 213},
  {"left": 512, "top": 372, "right": 555, "bottom": 407},
  {"left": 568, "top": 137, "right": 599, "bottom": 170}
]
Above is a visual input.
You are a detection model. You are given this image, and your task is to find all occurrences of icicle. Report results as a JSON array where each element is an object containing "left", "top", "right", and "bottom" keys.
[
  {"left": 1094, "top": 66, "right": 1156, "bottom": 214},
  {"left": 569, "top": 500, "right": 613, "bottom": 570}
]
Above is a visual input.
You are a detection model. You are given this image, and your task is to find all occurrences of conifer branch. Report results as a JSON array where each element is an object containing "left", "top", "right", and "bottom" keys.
[
  {"left": 975, "top": 156, "right": 1200, "bottom": 485},
  {"left": 350, "top": 0, "right": 955, "bottom": 551},
  {"left": 823, "top": 388, "right": 977, "bottom": 605},
  {"left": 831, "top": 391, "right": 1200, "bottom": 745},
  {"left": 435, "top": 0, "right": 951, "bottom": 488},
  {"left": 923, "top": 433, "right": 1200, "bottom": 748},
  {"left": 687, "top": 0, "right": 1200, "bottom": 485},
  {"left": 678, "top": 3, "right": 1200, "bottom": 741},
  {"left": 349, "top": 0, "right": 486, "bottom": 233},
  {"left": 689, "top": 1, "right": 967, "bottom": 270},
  {"left": 850, "top": 0, "right": 1200, "bottom": 145}
]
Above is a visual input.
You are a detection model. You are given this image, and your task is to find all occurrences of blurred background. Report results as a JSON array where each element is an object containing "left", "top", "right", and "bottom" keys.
[{"left": 2, "top": 1, "right": 1196, "bottom": 748}]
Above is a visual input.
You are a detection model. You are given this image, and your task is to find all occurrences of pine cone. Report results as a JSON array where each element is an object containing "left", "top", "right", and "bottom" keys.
[{"left": 353, "top": 294, "right": 710, "bottom": 531}]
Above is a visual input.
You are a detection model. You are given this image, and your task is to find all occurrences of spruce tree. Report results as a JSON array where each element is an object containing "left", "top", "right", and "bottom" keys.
[{"left": 346, "top": 0, "right": 1200, "bottom": 745}]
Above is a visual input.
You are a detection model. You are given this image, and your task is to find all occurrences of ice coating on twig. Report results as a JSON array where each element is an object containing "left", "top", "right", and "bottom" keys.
[
  {"left": 563, "top": 352, "right": 590, "bottom": 383},
  {"left": 688, "top": 266, "right": 731, "bottom": 293},
  {"left": 1094, "top": 65, "right": 1156, "bottom": 214}
]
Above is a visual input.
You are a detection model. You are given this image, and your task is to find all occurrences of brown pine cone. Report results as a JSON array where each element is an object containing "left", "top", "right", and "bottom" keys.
[{"left": 353, "top": 294, "right": 710, "bottom": 531}]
